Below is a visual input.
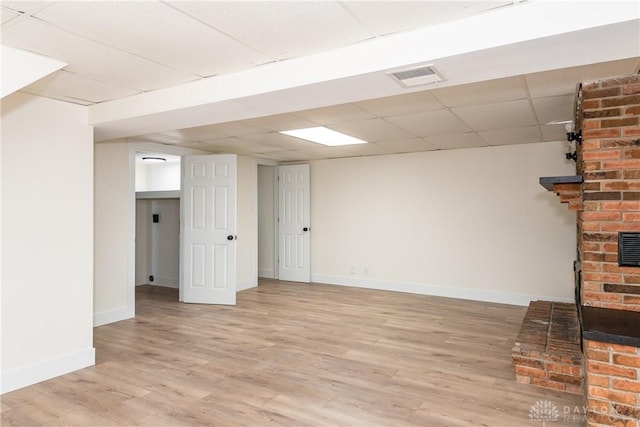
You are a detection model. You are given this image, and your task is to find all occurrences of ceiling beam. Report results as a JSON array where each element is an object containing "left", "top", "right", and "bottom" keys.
[{"left": 90, "top": 1, "right": 640, "bottom": 141}]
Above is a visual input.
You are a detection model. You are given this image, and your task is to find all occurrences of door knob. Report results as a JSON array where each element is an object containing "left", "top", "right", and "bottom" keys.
[
  {"left": 227, "top": 235, "right": 234, "bottom": 240},
  {"left": 303, "top": 227, "right": 309, "bottom": 232}
]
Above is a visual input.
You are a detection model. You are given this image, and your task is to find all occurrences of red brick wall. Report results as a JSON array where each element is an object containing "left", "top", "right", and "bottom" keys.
[
  {"left": 578, "top": 74, "right": 640, "bottom": 312},
  {"left": 583, "top": 340, "right": 640, "bottom": 426}
]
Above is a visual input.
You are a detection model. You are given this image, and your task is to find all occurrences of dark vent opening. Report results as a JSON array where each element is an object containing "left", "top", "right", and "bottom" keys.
[
  {"left": 392, "top": 67, "right": 435, "bottom": 80},
  {"left": 618, "top": 232, "right": 640, "bottom": 267}
]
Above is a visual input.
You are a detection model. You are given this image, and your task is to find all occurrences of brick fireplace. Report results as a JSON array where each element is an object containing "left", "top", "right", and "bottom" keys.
[
  {"left": 578, "top": 74, "right": 640, "bottom": 427},
  {"left": 515, "top": 74, "right": 640, "bottom": 427}
]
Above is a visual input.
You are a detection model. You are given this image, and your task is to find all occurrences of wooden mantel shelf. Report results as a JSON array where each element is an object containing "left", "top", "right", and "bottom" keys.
[
  {"left": 539, "top": 176, "right": 583, "bottom": 211},
  {"left": 539, "top": 175, "right": 583, "bottom": 191}
]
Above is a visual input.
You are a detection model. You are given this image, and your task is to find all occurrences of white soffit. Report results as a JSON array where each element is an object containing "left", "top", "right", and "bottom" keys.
[
  {"left": 1, "top": 45, "right": 66, "bottom": 98},
  {"left": 90, "top": 1, "right": 640, "bottom": 141}
]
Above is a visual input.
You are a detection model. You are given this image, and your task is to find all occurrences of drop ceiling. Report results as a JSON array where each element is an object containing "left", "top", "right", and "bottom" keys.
[{"left": 2, "top": 1, "right": 639, "bottom": 162}]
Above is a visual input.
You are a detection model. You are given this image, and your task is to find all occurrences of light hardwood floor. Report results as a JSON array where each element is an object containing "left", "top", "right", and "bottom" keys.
[{"left": 2, "top": 280, "right": 585, "bottom": 426}]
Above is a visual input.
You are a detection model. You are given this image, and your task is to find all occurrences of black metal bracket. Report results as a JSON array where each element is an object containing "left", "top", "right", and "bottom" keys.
[
  {"left": 567, "top": 130, "right": 582, "bottom": 145},
  {"left": 565, "top": 151, "right": 578, "bottom": 161}
]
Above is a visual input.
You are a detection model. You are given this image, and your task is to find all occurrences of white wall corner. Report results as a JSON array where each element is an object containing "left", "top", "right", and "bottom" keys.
[
  {"left": 237, "top": 277, "right": 258, "bottom": 292},
  {"left": 0, "top": 347, "right": 95, "bottom": 394},
  {"left": 258, "top": 269, "right": 275, "bottom": 279},
  {"left": 93, "top": 305, "right": 134, "bottom": 328}
]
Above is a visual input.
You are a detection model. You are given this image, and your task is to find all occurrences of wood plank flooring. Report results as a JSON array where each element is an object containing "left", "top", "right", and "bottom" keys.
[{"left": 1, "top": 280, "right": 585, "bottom": 426}]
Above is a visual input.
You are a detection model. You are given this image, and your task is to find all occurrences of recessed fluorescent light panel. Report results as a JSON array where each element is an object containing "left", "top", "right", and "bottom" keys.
[{"left": 280, "top": 127, "right": 367, "bottom": 146}]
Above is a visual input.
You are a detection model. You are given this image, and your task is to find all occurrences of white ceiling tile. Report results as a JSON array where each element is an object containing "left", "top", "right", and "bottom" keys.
[
  {"left": 234, "top": 143, "right": 285, "bottom": 155},
  {"left": 452, "top": 99, "right": 537, "bottom": 132},
  {"left": 32, "top": 1, "right": 271, "bottom": 77},
  {"left": 338, "top": 142, "right": 397, "bottom": 157},
  {"left": 1, "top": 7, "right": 20, "bottom": 25},
  {"left": 431, "top": 76, "right": 528, "bottom": 107},
  {"left": 307, "top": 146, "right": 354, "bottom": 159},
  {"left": 243, "top": 114, "right": 318, "bottom": 132},
  {"left": 354, "top": 90, "right": 445, "bottom": 117},
  {"left": 270, "top": 150, "right": 318, "bottom": 162},
  {"left": 2, "top": 18, "right": 199, "bottom": 91},
  {"left": 526, "top": 58, "right": 640, "bottom": 97},
  {"left": 478, "top": 126, "right": 542, "bottom": 146},
  {"left": 135, "top": 132, "right": 190, "bottom": 145},
  {"left": 329, "top": 118, "right": 414, "bottom": 142},
  {"left": 241, "top": 132, "right": 319, "bottom": 151},
  {"left": 541, "top": 124, "right": 570, "bottom": 142},
  {"left": 23, "top": 69, "right": 139, "bottom": 103},
  {"left": 531, "top": 95, "right": 575, "bottom": 125},
  {"left": 1, "top": 1, "right": 50, "bottom": 14},
  {"left": 205, "top": 122, "right": 266, "bottom": 138},
  {"left": 294, "top": 104, "right": 375, "bottom": 125},
  {"left": 385, "top": 109, "right": 471, "bottom": 137},
  {"left": 177, "top": 142, "right": 220, "bottom": 152},
  {"left": 426, "top": 133, "right": 488, "bottom": 150},
  {"left": 168, "top": 125, "right": 231, "bottom": 142},
  {"left": 168, "top": 1, "right": 369, "bottom": 60},
  {"left": 377, "top": 137, "right": 438, "bottom": 153},
  {"left": 200, "top": 136, "right": 309, "bottom": 157},
  {"left": 197, "top": 138, "right": 244, "bottom": 150},
  {"left": 342, "top": 1, "right": 509, "bottom": 36}
]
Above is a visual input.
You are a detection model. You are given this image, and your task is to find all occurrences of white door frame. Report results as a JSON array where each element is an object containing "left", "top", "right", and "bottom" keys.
[{"left": 256, "top": 160, "right": 279, "bottom": 280}]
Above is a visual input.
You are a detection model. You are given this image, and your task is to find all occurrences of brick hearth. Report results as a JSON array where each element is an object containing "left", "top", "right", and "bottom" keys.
[{"left": 512, "top": 301, "right": 583, "bottom": 394}]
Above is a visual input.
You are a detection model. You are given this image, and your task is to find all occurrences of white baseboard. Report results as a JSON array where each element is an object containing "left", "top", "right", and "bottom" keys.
[
  {"left": 93, "top": 305, "right": 134, "bottom": 327},
  {"left": 151, "top": 277, "right": 178, "bottom": 288},
  {"left": 258, "top": 269, "right": 275, "bottom": 279},
  {"left": 310, "top": 274, "right": 573, "bottom": 306},
  {"left": 1, "top": 347, "right": 95, "bottom": 394},
  {"left": 135, "top": 274, "right": 149, "bottom": 286},
  {"left": 237, "top": 277, "right": 257, "bottom": 292}
]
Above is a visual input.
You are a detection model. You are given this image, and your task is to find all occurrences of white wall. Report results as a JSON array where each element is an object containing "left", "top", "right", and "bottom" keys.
[
  {"left": 135, "top": 161, "right": 180, "bottom": 192},
  {"left": 94, "top": 140, "right": 134, "bottom": 326},
  {"left": 237, "top": 156, "right": 258, "bottom": 291},
  {"left": 258, "top": 166, "right": 275, "bottom": 278},
  {"left": 1, "top": 93, "right": 95, "bottom": 393},
  {"left": 309, "top": 141, "right": 577, "bottom": 305}
]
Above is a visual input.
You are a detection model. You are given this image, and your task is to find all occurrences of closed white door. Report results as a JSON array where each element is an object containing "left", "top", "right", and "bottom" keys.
[
  {"left": 278, "top": 164, "right": 310, "bottom": 283},
  {"left": 180, "top": 154, "right": 237, "bottom": 304}
]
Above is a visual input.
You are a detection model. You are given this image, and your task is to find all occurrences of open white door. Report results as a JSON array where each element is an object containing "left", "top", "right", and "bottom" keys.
[
  {"left": 278, "top": 164, "right": 310, "bottom": 283},
  {"left": 181, "top": 154, "right": 237, "bottom": 304}
]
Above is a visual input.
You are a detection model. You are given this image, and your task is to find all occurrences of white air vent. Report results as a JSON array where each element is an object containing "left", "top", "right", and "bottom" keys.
[{"left": 387, "top": 64, "right": 444, "bottom": 88}]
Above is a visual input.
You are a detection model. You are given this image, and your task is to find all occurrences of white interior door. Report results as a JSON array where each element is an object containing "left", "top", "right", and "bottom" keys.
[
  {"left": 278, "top": 164, "right": 310, "bottom": 283},
  {"left": 181, "top": 154, "right": 237, "bottom": 304}
]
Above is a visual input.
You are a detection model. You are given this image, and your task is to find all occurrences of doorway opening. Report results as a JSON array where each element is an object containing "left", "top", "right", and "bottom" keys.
[
  {"left": 134, "top": 152, "right": 181, "bottom": 296},
  {"left": 258, "top": 165, "right": 277, "bottom": 280}
]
